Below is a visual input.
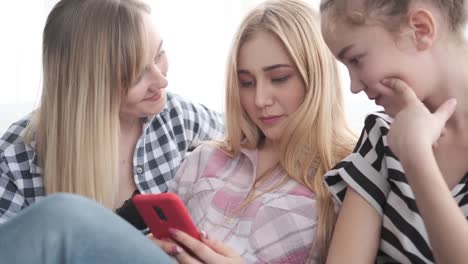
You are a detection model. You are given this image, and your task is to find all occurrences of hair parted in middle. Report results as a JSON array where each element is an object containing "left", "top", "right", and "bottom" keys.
[{"left": 219, "top": 0, "right": 357, "bottom": 262}]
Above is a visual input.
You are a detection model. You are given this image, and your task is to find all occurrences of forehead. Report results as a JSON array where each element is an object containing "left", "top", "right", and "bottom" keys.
[
  {"left": 320, "top": 17, "right": 352, "bottom": 55},
  {"left": 237, "top": 31, "right": 292, "bottom": 69},
  {"left": 142, "top": 14, "right": 162, "bottom": 52}
]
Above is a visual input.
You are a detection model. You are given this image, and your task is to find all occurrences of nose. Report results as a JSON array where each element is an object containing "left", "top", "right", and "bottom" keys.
[
  {"left": 255, "top": 81, "right": 274, "bottom": 108},
  {"left": 148, "top": 64, "right": 168, "bottom": 90},
  {"left": 349, "top": 72, "right": 365, "bottom": 94}
]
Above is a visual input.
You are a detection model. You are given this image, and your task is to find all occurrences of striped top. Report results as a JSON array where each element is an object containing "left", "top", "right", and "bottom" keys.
[
  {"left": 169, "top": 143, "right": 318, "bottom": 264},
  {"left": 324, "top": 112, "right": 468, "bottom": 264}
]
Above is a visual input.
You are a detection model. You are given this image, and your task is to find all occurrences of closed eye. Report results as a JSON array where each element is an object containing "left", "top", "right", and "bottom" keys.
[
  {"left": 239, "top": 80, "right": 255, "bottom": 88},
  {"left": 272, "top": 76, "right": 290, "bottom": 84},
  {"left": 155, "top": 50, "right": 166, "bottom": 64},
  {"left": 348, "top": 55, "right": 364, "bottom": 66}
]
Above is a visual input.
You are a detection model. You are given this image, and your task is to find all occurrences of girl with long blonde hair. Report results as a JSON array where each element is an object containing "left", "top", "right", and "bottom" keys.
[
  {"left": 155, "top": 0, "right": 356, "bottom": 263},
  {"left": 0, "top": 0, "right": 223, "bottom": 224}
]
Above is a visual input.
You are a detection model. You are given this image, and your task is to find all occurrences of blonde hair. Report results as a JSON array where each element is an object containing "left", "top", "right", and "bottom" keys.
[
  {"left": 26, "top": 0, "right": 151, "bottom": 208},
  {"left": 321, "top": 0, "right": 468, "bottom": 34},
  {"left": 219, "top": 0, "right": 356, "bottom": 262}
]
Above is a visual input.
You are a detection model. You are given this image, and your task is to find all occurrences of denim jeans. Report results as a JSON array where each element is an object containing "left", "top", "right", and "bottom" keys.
[{"left": 0, "top": 193, "right": 175, "bottom": 264}]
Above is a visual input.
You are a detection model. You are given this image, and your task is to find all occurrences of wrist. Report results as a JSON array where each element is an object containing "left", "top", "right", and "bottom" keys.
[{"left": 397, "top": 140, "right": 433, "bottom": 165}]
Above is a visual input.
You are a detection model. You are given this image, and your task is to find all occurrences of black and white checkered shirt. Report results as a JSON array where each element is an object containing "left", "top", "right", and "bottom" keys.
[{"left": 0, "top": 92, "right": 224, "bottom": 223}]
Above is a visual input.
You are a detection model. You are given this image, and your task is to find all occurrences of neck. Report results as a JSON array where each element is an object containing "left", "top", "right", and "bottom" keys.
[
  {"left": 427, "top": 43, "right": 468, "bottom": 133},
  {"left": 119, "top": 113, "right": 142, "bottom": 133},
  {"left": 259, "top": 138, "right": 280, "bottom": 160}
]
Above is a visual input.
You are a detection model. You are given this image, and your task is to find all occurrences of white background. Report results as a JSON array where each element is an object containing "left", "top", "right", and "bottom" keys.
[{"left": 0, "top": 0, "right": 382, "bottom": 135}]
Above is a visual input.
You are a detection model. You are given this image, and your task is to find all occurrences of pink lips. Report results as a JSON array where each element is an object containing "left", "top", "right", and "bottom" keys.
[
  {"left": 260, "top": 115, "right": 283, "bottom": 125},
  {"left": 145, "top": 93, "right": 162, "bottom": 101}
]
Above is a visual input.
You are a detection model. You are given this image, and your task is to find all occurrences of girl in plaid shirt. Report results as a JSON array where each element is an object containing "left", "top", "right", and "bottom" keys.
[
  {"left": 152, "top": 0, "right": 356, "bottom": 263},
  {"left": 0, "top": 0, "right": 223, "bottom": 225}
]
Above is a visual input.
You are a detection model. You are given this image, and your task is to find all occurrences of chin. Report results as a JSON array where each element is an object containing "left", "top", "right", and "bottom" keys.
[
  {"left": 150, "top": 97, "right": 167, "bottom": 115},
  {"left": 262, "top": 132, "right": 282, "bottom": 143}
]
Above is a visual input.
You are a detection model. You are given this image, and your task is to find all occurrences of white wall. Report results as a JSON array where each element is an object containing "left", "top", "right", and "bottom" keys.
[{"left": 0, "top": 0, "right": 381, "bottom": 135}]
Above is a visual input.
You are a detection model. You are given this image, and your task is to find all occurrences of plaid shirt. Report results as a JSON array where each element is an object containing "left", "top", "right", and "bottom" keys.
[
  {"left": 170, "top": 144, "right": 318, "bottom": 263},
  {"left": 0, "top": 92, "right": 224, "bottom": 224}
]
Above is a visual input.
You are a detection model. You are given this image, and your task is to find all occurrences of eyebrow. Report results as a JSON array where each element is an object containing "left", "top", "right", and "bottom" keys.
[
  {"left": 337, "top": 44, "right": 354, "bottom": 60},
  {"left": 262, "top": 64, "right": 291, "bottom": 71},
  {"left": 237, "top": 64, "right": 292, "bottom": 75}
]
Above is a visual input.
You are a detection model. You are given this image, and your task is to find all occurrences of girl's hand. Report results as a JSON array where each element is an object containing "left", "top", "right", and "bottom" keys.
[
  {"left": 382, "top": 78, "right": 457, "bottom": 159},
  {"left": 151, "top": 229, "right": 245, "bottom": 264}
]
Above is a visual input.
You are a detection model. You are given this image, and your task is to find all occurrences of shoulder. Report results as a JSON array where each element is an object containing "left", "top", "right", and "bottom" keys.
[
  {"left": 362, "top": 111, "right": 392, "bottom": 134},
  {"left": 165, "top": 92, "right": 196, "bottom": 111},
  {"left": 0, "top": 114, "right": 34, "bottom": 156},
  {"left": 0, "top": 114, "right": 37, "bottom": 177}
]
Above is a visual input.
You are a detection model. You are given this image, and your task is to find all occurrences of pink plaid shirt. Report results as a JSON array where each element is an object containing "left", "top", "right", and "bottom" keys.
[{"left": 169, "top": 143, "right": 318, "bottom": 263}]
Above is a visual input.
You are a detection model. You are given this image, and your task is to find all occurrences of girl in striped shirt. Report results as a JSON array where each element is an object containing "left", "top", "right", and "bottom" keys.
[{"left": 320, "top": 0, "right": 468, "bottom": 263}]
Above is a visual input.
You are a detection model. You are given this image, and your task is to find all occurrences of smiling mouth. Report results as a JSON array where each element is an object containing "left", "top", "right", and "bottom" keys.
[{"left": 145, "top": 93, "right": 162, "bottom": 101}]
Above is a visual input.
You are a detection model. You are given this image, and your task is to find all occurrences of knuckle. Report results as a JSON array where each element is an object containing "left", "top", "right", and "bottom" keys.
[{"left": 192, "top": 242, "right": 208, "bottom": 254}]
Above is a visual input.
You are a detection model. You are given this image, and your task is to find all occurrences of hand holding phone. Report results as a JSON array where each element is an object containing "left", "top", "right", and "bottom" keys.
[{"left": 133, "top": 193, "right": 201, "bottom": 241}]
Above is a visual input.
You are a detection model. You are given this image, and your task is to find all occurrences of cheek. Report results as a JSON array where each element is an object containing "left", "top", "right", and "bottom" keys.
[
  {"left": 283, "top": 84, "right": 305, "bottom": 112},
  {"left": 127, "top": 84, "right": 148, "bottom": 103},
  {"left": 360, "top": 65, "right": 388, "bottom": 86},
  {"left": 238, "top": 90, "right": 257, "bottom": 118}
]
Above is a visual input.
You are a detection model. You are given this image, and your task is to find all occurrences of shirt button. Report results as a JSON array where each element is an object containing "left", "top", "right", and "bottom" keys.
[{"left": 136, "top": 166, "right": 143, "bottom": 174}]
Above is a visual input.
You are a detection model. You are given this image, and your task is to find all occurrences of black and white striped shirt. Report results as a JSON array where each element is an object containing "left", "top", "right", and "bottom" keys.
[{"left": 324, "top": 112, "right": 468, "bottom": 264}]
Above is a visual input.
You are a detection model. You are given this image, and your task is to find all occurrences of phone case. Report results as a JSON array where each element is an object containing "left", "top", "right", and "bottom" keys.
[{"left": 133, "top": 193, "right": 201, "bottom": 240}]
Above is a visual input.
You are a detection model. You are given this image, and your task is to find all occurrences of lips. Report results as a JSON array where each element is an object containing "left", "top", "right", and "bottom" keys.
[
  {"left": 368, "top": 94, "right": 382, "bottom": 105},
  {"left": 259, "top": 115, "right": 284, "bottom": 124},
  {"left": 145, "top": 92, "right": 162, "bottom": 101}
]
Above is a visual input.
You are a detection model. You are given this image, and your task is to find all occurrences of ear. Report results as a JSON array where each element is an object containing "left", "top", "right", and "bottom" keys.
[{"left": 407, "top": 8, "right": 437, "bottom": 51}]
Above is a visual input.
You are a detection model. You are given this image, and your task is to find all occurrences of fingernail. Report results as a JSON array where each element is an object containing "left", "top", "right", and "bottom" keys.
[
  {"left": 200, "top": 230, "right": 209, "bottom": 239},
  {"left": 381, "top": 78, "right": 390, "bottom": 85},
  {"left": 170, "top": 245, "right": 184, "bottom": 255},
  {"left": 168, "top": 228, "right": 178, "bottom": 237}
]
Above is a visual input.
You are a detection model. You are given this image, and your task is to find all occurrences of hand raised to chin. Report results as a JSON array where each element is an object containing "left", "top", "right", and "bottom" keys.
[{"left": 381, "top": 78, "right": 457, "bottom": 160}]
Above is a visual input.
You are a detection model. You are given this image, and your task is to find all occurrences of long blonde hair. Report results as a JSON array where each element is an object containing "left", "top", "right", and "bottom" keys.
[
  {"left": 26, "top": 0, "right": 151, "bottom": 208},
  {"left": 219, "top": 0, "right": 356, "bottom": 262}
]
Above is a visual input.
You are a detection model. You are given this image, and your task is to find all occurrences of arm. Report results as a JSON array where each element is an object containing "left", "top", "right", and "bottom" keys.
[
  {"left": 383, "top": 78, "right": 467, "bottom": 263},
  {"left": 400, "top": 145, "right": 468, "bottom": 264},
  {"left": 326, "top": 188, "right": 381, "bottom": 264},
  {"left": 173, "top": 94, "right": 224, "bottom": 146},
  {"left": 0, "top": 154, "right": 25, "bottom": 224}
]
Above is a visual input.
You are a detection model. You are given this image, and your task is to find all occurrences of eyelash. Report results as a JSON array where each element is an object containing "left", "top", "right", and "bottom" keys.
[
  {"left": 134, "top": 51, "right": 167, "bottom": 83},
  {"left": 239, "top": 76, "right": 290, "bottom": 88},
  {"left": 239, "top": 81, "right": 255, "bottom": 88},
  {"left": 154, "top": 51, "right": 166, "bottom": 64},
  {"left": 348, "top": 55, "right": 362, "bottom": 66},
  {"left": 272, "top": 76, "right": 290, "bottom": 83}
]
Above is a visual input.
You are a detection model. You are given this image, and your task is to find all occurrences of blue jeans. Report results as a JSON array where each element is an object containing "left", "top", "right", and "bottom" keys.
[{"left": 0, "top": 193, "right": 175, "bottom": 264}]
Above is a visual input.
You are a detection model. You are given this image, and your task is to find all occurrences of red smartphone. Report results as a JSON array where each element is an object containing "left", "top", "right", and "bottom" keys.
[{"left": 133, "top": 193, "right": 201, "bottom": 241}]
